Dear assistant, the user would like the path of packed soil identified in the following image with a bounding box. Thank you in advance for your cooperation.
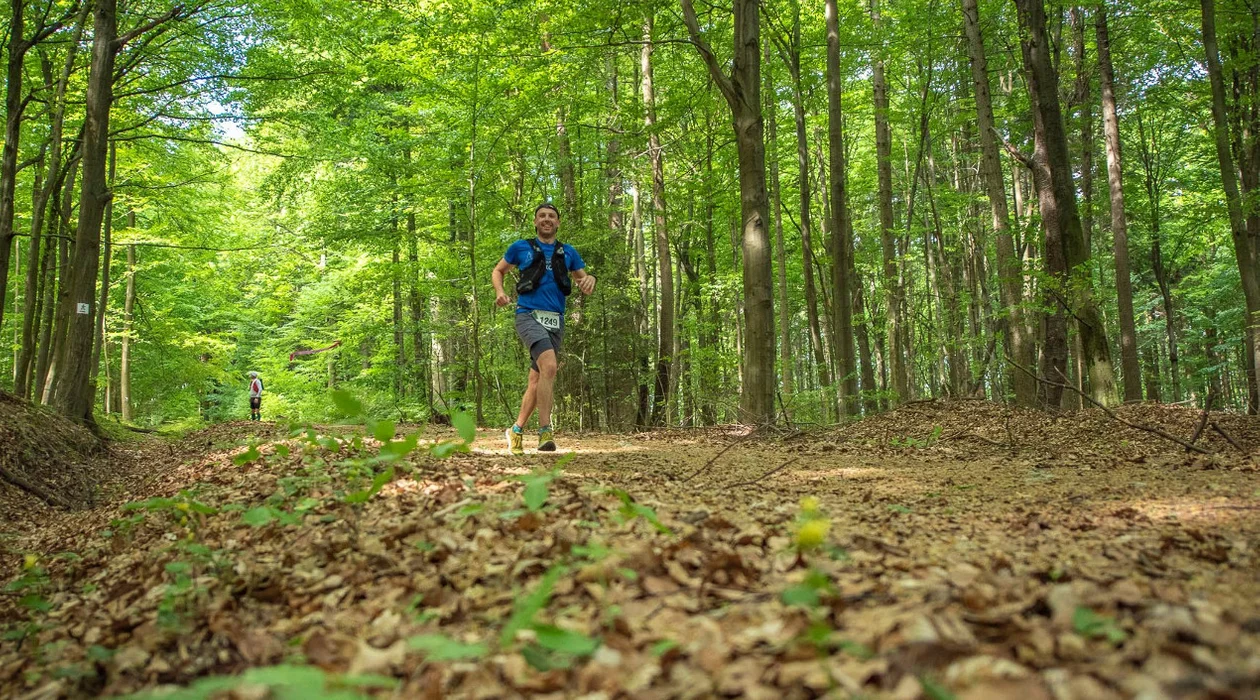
[2,402,1259,699]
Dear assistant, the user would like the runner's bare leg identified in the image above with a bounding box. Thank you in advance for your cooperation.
[516,369,540,428]
[536,350,558,427]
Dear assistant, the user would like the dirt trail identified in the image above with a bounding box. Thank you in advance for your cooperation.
[1,405,1259,698]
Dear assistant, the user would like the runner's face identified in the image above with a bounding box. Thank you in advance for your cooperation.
[534,208,559,239]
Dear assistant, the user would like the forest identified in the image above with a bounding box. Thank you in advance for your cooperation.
[0,0,1256,430]
[2,0,1260,698]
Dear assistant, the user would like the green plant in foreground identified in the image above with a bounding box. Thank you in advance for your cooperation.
[1072,606,1128,645]
[126,664,397,700]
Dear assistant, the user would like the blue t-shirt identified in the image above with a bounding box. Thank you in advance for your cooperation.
[503,239,586,314]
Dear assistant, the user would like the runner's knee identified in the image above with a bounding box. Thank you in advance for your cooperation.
[537,351,558,378]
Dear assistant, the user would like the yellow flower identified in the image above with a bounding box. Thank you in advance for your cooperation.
[800,496,821,515]
[176,502,190,512]
[796,518,830,551]
[22,554,37,570]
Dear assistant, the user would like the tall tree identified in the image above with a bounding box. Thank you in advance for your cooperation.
[1095,1,1141,402]
[680,0,775,424]
[1015,0,1117,407]
[50,0,189,423]
[825,0,858,415]
[0,0,72,336]
[765,38,792,399]
[643,13,674,427]
[1201,0,1260,414]
[871,0,911,405]
[768,0,829,406]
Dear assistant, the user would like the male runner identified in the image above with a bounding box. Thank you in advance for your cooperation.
[247,371,264,421]
[491,203,596,454]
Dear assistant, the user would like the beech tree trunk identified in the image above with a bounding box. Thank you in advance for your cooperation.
[1016,0,1117,408]
[52,0,119,417]
[681,0,775,424]
[121,241,134,421]
[765,38,792,398]
[1201,0,1260,414]
[0,0,29,337]
[1096,2,1142,402]
[826,0,858,416]
[16,11,87,398]
[643,15,674,427]
[774,5,830,405]
[873,0,911,405]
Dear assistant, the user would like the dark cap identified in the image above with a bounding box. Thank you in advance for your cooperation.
[534,202,560,218]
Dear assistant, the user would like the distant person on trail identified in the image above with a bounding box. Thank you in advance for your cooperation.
[492,202,596,454]
[248,372,264,421]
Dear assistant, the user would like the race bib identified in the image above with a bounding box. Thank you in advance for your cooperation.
[532,310,562,331]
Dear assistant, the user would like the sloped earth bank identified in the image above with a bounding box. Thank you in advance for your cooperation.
[1,404,1258,699]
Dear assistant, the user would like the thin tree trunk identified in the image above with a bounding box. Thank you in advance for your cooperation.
[1096,1,1142,402]
[854,274,877,412]
[1142,330,1161,403]
[643,15,674,427]
[120,240,134,421]
[697,83,719,425]
[681,0,776,424]
[1201,0,1260,413]
[825,0,858,417]
[407,212,427,412]
[1072,7,1094,409]
[392,227,404,399]
[633,186,650,428]
[774,4,830,406]
[766,37,792,398]
[15,146,45,398]
[873,0,911,406]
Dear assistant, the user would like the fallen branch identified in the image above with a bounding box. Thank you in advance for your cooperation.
[1210,422,1248,455]
[680,427,760,483]
[726,457,800,489]
[1189,389,1215,450]
[0,466,71,509]
[1003,356,1211,455]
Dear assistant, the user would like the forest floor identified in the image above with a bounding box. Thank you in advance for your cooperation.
[1,399,1259,699]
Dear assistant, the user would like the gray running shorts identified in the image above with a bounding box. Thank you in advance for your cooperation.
[515,311,563,372]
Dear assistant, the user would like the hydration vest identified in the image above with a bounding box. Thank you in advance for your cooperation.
[515,238,572,297]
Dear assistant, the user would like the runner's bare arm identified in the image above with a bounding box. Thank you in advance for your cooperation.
[492,258,514,307]
[573,268,596,295]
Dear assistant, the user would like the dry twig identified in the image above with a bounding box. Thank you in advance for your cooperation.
[1210,422,1248,455]
[1188,389,1215,449]
[680,426,760,482]
[726,457,800,489]
[1003,357,1211,455]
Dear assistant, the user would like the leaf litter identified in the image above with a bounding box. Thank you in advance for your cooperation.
[0,400,1258,698]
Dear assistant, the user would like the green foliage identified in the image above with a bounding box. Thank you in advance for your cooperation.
[1072,607,1129,645]
[919,675,958,700]
[406,634,488,661]
[514,466,561,513]
[890,426,943,449]
[126,664,397,700]
[608,489,672,535]
[781,568,836,609]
